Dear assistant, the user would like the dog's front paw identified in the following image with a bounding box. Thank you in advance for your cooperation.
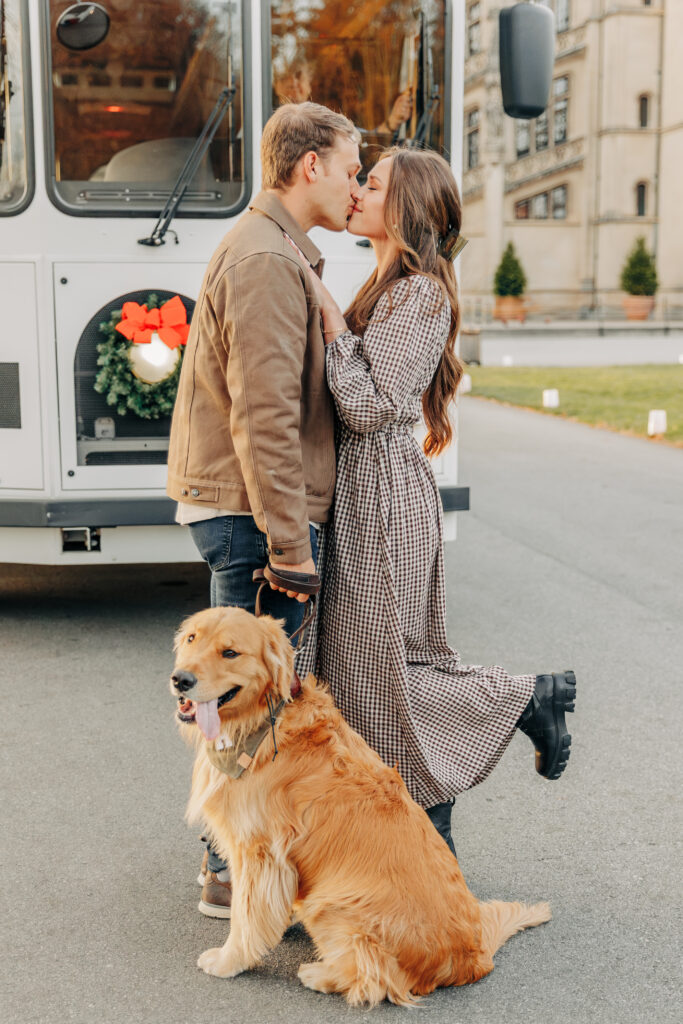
[197,947,243,978]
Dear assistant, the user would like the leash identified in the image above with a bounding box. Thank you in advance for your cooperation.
[252,564,320,653]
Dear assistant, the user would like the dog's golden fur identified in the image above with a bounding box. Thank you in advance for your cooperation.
[172,606,550,1006]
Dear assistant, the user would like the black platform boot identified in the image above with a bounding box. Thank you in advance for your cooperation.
[517,671,576,780]
[425,800,457,858]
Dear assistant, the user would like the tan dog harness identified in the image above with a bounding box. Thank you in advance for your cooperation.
[205,673,303,779]
[205,697,287,778]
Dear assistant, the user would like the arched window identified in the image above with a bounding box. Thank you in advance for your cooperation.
[639,95,649,129]
[636,183,647,217]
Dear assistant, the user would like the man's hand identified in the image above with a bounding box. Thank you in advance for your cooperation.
[268,557,317,602]
[388,88,413,132]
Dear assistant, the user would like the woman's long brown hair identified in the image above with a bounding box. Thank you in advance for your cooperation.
[345,148,463,457]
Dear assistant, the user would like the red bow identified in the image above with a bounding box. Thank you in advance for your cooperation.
[115,295,190,349]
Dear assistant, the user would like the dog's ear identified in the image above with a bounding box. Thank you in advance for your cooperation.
[259,616,295,701]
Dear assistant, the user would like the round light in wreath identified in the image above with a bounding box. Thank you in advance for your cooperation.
[128,331,181,384]
[94,293,190,421]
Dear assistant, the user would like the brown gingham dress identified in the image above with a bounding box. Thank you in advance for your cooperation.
[296,275,535,809]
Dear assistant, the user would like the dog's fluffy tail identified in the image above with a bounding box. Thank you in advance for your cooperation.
[478,899,551,957]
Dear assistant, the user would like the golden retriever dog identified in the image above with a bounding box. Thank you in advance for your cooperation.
[171,606,550,1007]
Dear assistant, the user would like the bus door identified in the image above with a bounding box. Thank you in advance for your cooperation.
[1,0,42,491]
[45,0,247,493]
[266,0,468,536]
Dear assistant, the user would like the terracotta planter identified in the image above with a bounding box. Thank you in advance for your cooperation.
[622,295,655,321]
[493,295,526,324]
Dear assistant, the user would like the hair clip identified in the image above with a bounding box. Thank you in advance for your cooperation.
[437,227,468,262]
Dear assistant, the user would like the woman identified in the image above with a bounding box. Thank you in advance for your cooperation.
[295,148,576,853]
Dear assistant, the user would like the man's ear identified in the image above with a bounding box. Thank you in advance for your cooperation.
[260,616,295,701]
[301,149,319,183]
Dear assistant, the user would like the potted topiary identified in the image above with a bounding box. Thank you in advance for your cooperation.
[620,237,658,321]
[493,242,527,323]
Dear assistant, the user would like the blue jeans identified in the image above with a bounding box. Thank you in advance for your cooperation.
[189,514,319,874]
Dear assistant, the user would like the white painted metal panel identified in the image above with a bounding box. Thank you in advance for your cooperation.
[0,262,43,489]
[0,524,201,564]
[53,261,207,491]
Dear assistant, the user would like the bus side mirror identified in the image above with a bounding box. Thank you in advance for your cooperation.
[499,3,555,119]
[56,3,110,52]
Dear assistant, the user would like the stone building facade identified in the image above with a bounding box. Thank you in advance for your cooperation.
[461,0,682,320]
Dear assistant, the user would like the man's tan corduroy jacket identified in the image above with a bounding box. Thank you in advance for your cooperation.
[167,192,335,564]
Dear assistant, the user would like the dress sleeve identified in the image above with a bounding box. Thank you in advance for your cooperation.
[325,276,449,434]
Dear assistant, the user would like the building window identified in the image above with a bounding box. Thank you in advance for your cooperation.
[535,110,549,151]
[514,76,569,161]
[539,1,570,32]
[531,192,549,219]
[639,95,649,128]
[556,0,570,32]
[636,182,647,217]
[516,120,530,159]
[552,185,567,219]
[553,76,569,144]
[466,109,480,170]
[515,184,568,220]
[467,3,481,57]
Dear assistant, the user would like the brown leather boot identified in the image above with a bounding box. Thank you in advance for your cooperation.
[197,847,209,886]
[198,871,232,919]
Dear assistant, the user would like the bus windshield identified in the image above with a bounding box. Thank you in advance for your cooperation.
[268,0,449,177]
[0,0,31,214]
[47,0,246,215]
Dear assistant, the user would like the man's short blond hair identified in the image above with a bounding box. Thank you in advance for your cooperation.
[261,102,360,190]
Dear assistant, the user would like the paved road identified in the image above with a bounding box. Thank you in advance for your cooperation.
[2,399,681,1024]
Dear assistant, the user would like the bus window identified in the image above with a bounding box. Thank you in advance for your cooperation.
[0,0,32,214]
[267,0,449,178]
[46,0,247,215]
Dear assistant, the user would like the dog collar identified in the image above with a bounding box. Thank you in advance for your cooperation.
[205,672,302,779]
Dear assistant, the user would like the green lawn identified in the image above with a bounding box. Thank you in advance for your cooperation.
[466,364,683,445]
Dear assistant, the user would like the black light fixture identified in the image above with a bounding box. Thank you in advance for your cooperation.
[499,3,555,119]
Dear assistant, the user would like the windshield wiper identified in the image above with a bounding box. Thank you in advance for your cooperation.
[138,84,235,247]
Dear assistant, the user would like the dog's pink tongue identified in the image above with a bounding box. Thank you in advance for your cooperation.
[195,699,220,741]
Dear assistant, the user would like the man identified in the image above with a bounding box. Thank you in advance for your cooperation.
[167,102,361,917]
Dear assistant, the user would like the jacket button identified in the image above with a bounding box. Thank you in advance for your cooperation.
[191,488,200,497]
[273,548,284,555]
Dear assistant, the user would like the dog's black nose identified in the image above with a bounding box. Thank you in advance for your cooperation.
[171,669,197,692]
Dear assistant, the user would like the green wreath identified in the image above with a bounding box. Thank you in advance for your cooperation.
[94,293,186,420]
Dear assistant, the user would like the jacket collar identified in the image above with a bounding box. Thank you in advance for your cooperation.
[249,191,324,273]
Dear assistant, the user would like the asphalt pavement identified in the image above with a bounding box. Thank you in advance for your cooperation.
[1,398,681,1024]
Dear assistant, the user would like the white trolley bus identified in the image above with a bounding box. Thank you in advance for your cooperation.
[1,1,546,565]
